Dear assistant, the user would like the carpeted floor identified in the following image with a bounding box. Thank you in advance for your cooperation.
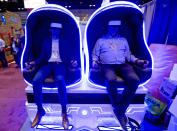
[0,63,28,131]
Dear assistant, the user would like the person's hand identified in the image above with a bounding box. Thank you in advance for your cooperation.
[29,61,36,65]
[25,61,36,70]
[71,60,78,68]
[92,61,99,69]
[135,59,149,68]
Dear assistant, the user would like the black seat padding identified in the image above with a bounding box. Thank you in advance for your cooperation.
[26,91,146,104]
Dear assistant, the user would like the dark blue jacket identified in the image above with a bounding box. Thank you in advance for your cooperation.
[35,37,75,66]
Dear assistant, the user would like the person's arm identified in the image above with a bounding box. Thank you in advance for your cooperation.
[92,39,101,62]
[124,38,149,68]
[34,42,46,65]
[25,51,44,70]
[135,59,149,68]
[63,39,79,67]
[27,39,46,66]
[124,38,138,63]
[92,39,101,68]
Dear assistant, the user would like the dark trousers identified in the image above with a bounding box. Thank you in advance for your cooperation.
[13,53,18,65]
[102,63,140,116]
[32,63,67,114]
[0,50,8,67]
[16,50,22,67]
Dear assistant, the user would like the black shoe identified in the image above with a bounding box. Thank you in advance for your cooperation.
[62,113,69,130]
[113,109,129,131]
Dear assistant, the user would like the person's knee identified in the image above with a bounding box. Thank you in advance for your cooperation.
[55,75,65,82]
[32,73,44,85]
[105,73,117,81]
[127,75,140,86]
[133,77,140,84]
[106,79,117,88]
[55,76,66,87]
[32,77,38,85]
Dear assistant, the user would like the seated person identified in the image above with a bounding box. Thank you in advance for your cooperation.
[92,20,149,131]
[27,22,78,129]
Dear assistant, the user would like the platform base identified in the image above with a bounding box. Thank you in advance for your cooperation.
[25,102,146,130]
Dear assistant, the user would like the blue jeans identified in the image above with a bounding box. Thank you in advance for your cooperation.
[102,63,140,116]
[32,63,67,113]
[0,50,8,67]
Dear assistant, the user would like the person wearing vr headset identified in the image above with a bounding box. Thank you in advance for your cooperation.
[92,20,149,131]
[27,22,78,129]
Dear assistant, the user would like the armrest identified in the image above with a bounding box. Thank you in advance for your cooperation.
[132,64,152,82]
[23,65,39,83]
[90,68,101,72]
[68,67,81,72]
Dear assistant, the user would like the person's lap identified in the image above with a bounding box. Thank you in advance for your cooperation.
[33,63,66,82]
[102,63,140,110]
[115,63,140,83]
[102,63,139,82]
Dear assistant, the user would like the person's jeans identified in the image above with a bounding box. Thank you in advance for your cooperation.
[0,50,8,67]
[102,63,140,116]
[32,63,67,114]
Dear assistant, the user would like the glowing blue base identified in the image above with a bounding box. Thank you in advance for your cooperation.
[26,103,146,130]
[25,81,147,130]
